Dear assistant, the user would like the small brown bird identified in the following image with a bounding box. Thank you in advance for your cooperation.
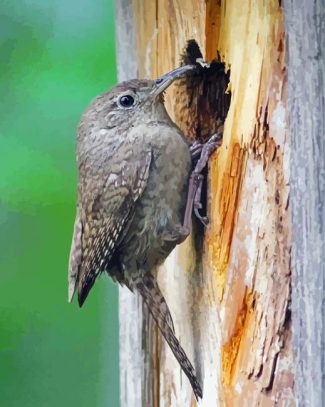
[68,64,221,399]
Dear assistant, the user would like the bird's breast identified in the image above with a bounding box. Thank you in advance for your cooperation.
[121,124,191,265]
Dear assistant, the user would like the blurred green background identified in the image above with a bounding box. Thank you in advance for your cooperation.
[0,1,119,406]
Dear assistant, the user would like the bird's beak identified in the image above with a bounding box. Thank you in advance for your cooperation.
[151,65,196,97]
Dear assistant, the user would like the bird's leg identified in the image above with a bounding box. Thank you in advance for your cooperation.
[178,133,222,241]
[192,133,223,225]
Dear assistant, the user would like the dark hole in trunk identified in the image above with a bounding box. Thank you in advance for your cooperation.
[176,39,232,238]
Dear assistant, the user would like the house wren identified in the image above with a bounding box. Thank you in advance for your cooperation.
[68,64,221,399]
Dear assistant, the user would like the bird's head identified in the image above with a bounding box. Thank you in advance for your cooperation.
[79,64,196,132]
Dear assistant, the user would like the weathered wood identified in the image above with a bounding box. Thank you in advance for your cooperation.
[115,2,151,406]
[114,0,325,405]
[284,1,325,406]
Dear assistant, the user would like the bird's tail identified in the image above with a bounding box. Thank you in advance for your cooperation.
[135,275,202,400]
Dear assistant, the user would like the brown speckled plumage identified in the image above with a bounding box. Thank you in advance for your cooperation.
[68,67,204,399]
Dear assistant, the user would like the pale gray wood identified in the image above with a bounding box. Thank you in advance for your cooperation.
[115,0,137,81]
[115,2,154,407]
[284,1,325,405]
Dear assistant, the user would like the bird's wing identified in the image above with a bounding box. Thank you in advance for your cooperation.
[68,135,152,306]
[68,211,83,302]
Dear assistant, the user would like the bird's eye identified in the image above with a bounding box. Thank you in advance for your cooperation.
[118,94,135,108]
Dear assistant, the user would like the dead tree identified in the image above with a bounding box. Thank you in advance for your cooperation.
[116,0,324,405]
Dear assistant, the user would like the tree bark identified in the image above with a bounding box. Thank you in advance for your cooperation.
[284,1,325,406]
[116,0,324,405]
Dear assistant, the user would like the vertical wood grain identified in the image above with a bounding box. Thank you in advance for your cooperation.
[284,1,325,405]
[116,0,302,405]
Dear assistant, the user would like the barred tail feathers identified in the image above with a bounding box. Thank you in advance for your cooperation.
[135,276,202,400]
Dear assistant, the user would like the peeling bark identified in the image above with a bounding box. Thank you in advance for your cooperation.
[115,0,323,405]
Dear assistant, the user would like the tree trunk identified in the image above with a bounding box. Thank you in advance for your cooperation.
[284,1,325,406]
[116,0,324,405]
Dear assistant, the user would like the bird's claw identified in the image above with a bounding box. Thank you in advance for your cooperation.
[192,132,222,226]
[190,133,222,163]
[208,132,222,143]
[194,132,222,174]
[194,207,209,226]
[183,133,222,232]
[190,141,204,160]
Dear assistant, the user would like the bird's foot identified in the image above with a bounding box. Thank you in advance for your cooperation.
[183,133,223,229]
[193,133,222,173]
[190,141,204,160]
[192,132,222,225]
